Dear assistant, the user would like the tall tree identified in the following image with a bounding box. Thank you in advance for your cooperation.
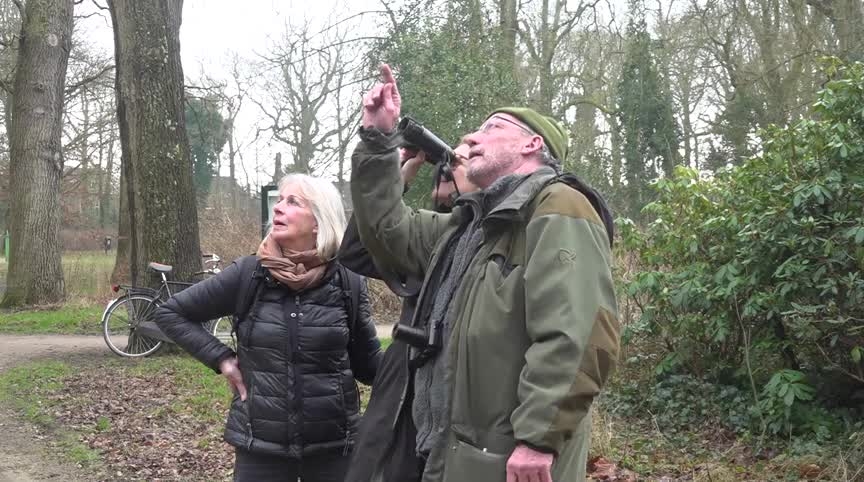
[806,0,864,61]
[380,0,523,207]
[0,0,22,233]
[518,0,600,115]
[185,94,227,198]
[497,0,519,76]
[616,0,681,218]
[188,54,251,208]
[0,0,20,134]
[692,0,834,163]
[254,17,364,175]
[108,0,201,285]
[1,0,73,307]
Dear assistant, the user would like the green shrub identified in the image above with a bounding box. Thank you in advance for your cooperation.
[620,58,864,437]
[608,374,753,434]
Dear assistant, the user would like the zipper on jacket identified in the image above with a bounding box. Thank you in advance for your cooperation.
[245,377,254,450]
[337,380,351,456]
[392,348,411,431]
[291,293,304,453]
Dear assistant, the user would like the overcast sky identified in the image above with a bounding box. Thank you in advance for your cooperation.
[77,0,387,187]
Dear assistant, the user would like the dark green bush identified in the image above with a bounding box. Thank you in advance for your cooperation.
[619,58,864,437]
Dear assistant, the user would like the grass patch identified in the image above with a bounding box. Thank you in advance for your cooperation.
[59,433,101,467]
[62,251,115,300]
[0,250,114,335]
[124,354,232,424]
[0,360,73,423]
[0,250,115,302]
[0,303,104,335]
[0,360,101,468]
[0,338,395,479]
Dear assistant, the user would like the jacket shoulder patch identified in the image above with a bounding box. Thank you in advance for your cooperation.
[532,183,603,226]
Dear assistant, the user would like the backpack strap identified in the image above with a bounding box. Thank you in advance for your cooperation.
[231,257,266,339]
[339,264,363,333]
[337,264,364,346]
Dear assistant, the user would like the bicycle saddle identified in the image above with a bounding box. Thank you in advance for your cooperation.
[148,262,173,273]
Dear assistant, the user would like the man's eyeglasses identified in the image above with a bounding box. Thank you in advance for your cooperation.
[478,115,536,136]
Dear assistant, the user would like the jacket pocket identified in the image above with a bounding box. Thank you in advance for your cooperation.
[443,439,507,482]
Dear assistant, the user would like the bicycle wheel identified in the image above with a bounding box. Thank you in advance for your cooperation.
[207,316,235,349]
[102,294,164,357]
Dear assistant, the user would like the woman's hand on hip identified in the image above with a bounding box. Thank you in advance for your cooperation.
[219,356,248,401]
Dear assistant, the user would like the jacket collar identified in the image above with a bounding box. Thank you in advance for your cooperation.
[458,166,557,224]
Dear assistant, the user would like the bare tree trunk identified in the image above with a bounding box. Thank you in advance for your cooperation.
[807,0,864,61]
[227,132,236,208]
[75,85,90,217]
[1,93,11,225]
[111,151,131,284]
[99,128,115,229]
[97,113,104,224]
[2,0,73,307]
[498,0,518,75]
[608,113,623,189]
[2,94,10,142]
[108,0,201,286]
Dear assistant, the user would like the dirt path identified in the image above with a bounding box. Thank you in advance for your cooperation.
[0,335,109,482]
[0,326,394,481]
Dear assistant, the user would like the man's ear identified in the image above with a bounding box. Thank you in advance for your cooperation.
[520,135,544,156]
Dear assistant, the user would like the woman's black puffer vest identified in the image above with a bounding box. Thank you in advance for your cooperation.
[156,255,381,459]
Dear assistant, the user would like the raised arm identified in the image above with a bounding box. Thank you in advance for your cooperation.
[350,64,453,280]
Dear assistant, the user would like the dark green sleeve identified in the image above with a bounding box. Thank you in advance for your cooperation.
[350,127,453,280]
[511,186,621,453]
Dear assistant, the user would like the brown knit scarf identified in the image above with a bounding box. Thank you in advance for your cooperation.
[256,234,327,291]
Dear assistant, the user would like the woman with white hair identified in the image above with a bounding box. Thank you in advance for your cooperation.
[156,173,382,482]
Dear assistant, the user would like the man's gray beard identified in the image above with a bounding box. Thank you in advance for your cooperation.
[467,155,515,188]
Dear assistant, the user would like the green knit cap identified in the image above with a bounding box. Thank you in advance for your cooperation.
[490,107,570,161]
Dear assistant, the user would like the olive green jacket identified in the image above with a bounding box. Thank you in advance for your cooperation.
[351,128,620,482]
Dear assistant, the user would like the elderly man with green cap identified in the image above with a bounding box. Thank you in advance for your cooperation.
[349,64,620,482]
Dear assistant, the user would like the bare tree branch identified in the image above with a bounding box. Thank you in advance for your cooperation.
[64,63,114,97]
[11,0,23,18]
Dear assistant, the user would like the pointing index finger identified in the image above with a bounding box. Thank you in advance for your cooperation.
[380,63,396,84]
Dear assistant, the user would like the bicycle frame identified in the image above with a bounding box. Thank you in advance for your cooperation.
[102,255,225,351]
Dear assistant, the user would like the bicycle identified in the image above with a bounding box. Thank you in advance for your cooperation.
[101,254,233,357]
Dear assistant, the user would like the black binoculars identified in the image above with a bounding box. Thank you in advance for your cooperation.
[399,116,455,164]
[392,320,441,367]
[399,117,455,183]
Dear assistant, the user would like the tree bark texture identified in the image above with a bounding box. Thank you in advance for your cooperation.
[108,0,201,286]
[110,151,131,284]
[2,0,73,307]
[498,0,518,76]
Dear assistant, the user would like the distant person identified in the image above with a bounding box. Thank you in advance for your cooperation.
[155,173,382,482]
[104,236,112,254]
